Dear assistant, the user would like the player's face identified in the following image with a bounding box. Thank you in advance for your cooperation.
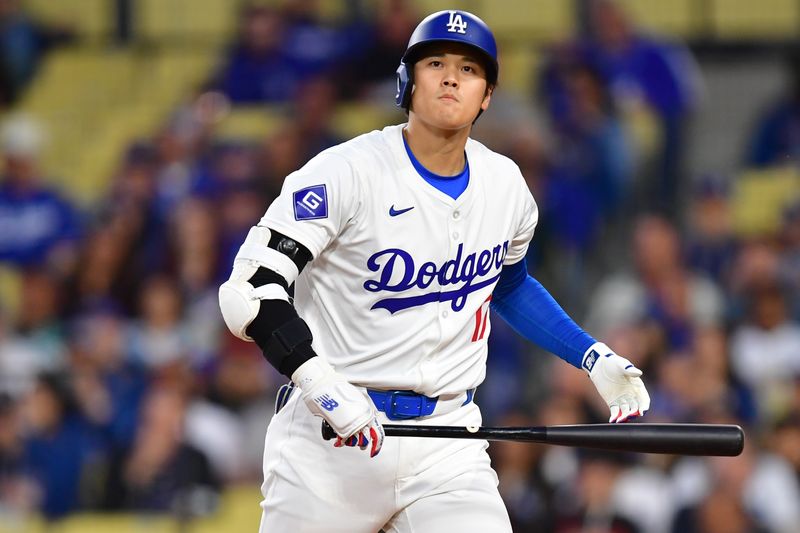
[409,43,492,131]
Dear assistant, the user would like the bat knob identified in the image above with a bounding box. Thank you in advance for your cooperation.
[321,421,337,441]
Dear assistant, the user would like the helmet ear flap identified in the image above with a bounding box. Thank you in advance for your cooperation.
[395,62,413,111]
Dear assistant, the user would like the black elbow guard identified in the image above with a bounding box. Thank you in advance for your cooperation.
[245,268,316,378]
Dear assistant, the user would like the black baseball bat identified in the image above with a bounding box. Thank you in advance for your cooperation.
[321,422,744,456]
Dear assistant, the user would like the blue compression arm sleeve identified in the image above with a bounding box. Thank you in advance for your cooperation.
[491,259,595,368]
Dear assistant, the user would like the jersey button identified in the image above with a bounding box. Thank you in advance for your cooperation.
[452,232,459,240]
[453,210,460,219]
[442,310,449,318]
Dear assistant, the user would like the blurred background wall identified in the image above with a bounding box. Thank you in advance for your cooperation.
[1,0,800,532]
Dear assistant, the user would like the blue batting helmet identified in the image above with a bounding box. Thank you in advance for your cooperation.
[395,10,498,110]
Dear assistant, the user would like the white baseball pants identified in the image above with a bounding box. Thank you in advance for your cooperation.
[258,390,512,532]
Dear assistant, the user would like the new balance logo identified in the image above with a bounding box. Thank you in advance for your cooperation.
[315,394,339,412]
[582,351,598,372]
[446,11,468,34]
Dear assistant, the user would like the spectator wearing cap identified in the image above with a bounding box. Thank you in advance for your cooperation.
[0,114,82,274]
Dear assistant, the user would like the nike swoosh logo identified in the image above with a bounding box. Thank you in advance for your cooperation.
[389,205,414,217]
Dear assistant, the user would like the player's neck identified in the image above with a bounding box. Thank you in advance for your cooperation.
[403,121,469,176]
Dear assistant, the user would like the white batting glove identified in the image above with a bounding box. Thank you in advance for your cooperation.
[582,342,650,423]
[292,357,385,457]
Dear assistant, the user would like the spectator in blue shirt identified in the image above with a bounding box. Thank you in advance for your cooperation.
[0,115,81,273]
[746,48,800,167]
[580,0,702,218]
[21,373,108,519]
[0,1,74,106]
[211,5,304,104]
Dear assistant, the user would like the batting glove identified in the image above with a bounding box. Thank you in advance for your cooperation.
[582,342,650,423]
[292,357,384,457]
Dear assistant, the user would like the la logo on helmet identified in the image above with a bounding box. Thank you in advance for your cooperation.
[446,11,468,34]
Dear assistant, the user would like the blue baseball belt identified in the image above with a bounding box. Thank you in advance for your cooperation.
[366,388,475,421]
[274,383,475,421]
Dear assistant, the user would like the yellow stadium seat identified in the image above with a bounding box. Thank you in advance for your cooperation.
[215,105,287,141]
[16,43,224,204]
[615,0,699,38]
[498,44,539,96]
[0,485,263,533]
[732,166,800,238]
[479,0,574,42]
[710,0,800,40]
[332,102,404,139]
[0,266,21,321]
[23,0,113,42]
[411,0,481,16]
[137,0,238,43]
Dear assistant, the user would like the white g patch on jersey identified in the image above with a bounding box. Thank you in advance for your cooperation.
[260,124,538,397]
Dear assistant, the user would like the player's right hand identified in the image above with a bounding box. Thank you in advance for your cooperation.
[292,356,384,457]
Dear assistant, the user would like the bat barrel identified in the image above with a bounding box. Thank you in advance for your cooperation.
[544,424,744,456]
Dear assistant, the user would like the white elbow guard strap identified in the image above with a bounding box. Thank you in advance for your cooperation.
[235,226,303,285]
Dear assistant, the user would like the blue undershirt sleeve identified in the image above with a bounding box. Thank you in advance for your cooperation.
[491,259,595,368]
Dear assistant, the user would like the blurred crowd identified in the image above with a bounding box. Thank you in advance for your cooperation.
[1,1,800,532]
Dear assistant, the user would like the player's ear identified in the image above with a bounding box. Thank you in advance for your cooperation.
[481,84,493,111]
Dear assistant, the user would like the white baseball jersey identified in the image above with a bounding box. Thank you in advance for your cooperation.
[259,124,538,397]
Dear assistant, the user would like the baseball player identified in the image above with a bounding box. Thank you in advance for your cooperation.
[219,10,650,533]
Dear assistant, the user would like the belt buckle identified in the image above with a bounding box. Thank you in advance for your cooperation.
[386,390,423,421]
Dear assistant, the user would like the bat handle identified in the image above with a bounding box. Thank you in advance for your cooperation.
[321,420,337,441]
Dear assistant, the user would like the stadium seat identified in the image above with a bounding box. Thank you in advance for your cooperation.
[23,0,113,42]
[16,45,222,204]
[332,103,404,139]
[215,105,288,141]
[710,0,800,40]
[412,0,482,17]
[14,485,263,532]
[136,0,238,44]
[732,166,800,237]
[615,0,700,38]
[498,44,540,97]
[479,0,574,42]
[0,266,21,320]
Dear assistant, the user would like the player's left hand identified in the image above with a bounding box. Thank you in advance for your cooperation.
[582,342,650,423]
